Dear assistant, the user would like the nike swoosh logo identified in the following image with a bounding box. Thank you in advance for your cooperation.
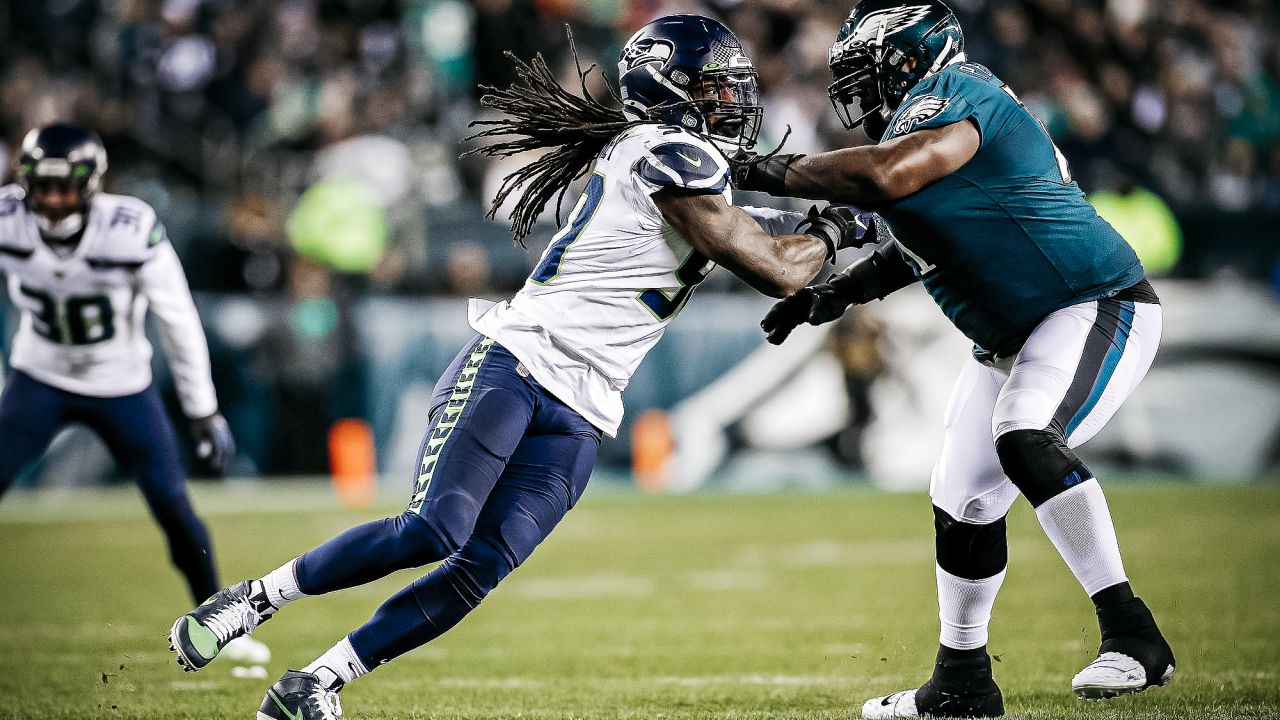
[675,151,703,167]
[268,690,304,720]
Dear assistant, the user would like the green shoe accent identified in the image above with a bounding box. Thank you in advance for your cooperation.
[268,689,304,720]
[184,617,220,661]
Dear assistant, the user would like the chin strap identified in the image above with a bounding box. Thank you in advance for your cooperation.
[845,102,884,131]
[36,212,85,241]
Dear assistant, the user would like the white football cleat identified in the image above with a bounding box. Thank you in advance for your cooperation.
[862,690,920,719]
[223,635,273,666]
[1072,651,1174,700]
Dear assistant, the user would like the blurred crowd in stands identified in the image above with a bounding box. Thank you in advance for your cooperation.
[0,0,1277,297]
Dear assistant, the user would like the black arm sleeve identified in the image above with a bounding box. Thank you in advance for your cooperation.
[828,241,919,304]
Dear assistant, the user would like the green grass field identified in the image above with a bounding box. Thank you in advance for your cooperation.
[0,481,1277,719]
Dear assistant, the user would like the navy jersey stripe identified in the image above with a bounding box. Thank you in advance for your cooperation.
[0,245,33,259]
[1050,298,1134,437]
[86,258,146,271]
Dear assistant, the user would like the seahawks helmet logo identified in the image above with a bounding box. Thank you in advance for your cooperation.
[893,95,950,135]
[621,36,674,70]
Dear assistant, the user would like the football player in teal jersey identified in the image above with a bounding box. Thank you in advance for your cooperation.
[734,2,1174,717]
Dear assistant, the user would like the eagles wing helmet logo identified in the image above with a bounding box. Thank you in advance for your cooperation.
[893,95,950,135]
[848,5,934,45]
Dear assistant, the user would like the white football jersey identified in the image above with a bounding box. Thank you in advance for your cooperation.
[470,124,802,437]
[0,185,218,418]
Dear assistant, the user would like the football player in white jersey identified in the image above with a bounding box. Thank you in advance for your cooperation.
[0,123,267,666]
[168,15,875,719]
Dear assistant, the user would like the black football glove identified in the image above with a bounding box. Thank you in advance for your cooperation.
[795,205,879,261]
[729,152,805,195]
[760,274,862,345]
[190,412,235,475]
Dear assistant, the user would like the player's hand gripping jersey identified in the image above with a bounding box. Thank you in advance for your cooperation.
[877,62,1145,357]
[470,124,736,437]
[0,186,217,418]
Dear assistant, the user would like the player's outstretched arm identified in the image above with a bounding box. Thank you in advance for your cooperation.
[654,190,829,298]
[735,119,980,203]
[140,237,235,473]
[761,241,917,345]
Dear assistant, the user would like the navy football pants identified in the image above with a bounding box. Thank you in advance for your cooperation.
[0,371,218,602]
[293,336,601,668]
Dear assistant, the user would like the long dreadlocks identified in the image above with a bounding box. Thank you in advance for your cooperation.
[464,29,645,247]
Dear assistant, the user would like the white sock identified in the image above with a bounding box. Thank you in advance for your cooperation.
[1035,481,1128,597]
[255,558,309,612]
[937,564,1006,650]
[303,636,369,690]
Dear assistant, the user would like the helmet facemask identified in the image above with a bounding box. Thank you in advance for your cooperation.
[693,64,762,151]
[18,125,107,242]
[23,164,95,241]
[827,44,884,133]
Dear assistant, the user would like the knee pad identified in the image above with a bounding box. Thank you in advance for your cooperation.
[933,505,1008,580]
[994,429,1093,507]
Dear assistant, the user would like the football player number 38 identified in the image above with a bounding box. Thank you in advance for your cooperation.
[20,285,115,345]
[529,172,711,321]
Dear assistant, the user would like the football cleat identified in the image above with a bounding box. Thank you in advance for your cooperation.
[1078,596,1176,700]
[1072,650,1175,700]
[862,689,919,719]
[863,645,1004,718]
[258,670,343,720]
[169,580,272,671]
[861,686,1005,719]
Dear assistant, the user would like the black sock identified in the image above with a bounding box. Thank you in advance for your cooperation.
[915,644,1003,717]
[1090,581,1135,610]
[1092,583,1161,642]
[927,644,996,691]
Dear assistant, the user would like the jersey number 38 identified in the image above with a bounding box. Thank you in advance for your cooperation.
[20,285,116,345]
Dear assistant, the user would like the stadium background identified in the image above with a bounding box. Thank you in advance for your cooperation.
[1,0,1278,485]
[0,2,1278,718]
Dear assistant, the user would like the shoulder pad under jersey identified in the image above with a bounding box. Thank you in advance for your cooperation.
[625,124,731,195]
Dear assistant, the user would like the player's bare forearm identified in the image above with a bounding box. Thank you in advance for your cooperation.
[654,191,826,298]
[783,120,980,203]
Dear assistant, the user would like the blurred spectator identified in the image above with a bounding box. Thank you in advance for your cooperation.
[258,254,367,474]
[445,240,494,296]
[2,0,1275,267]
[286,177,387,274]
[826,306,886,471]
[1089,172,1183,276]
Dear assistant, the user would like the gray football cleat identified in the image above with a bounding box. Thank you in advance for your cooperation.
[257,670,343,720]
[169,580,272,671]
[1072,650,1175,700]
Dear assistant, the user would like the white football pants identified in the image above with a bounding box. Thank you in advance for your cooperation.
[929,298,1163,523]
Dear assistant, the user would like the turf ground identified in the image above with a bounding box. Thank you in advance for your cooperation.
[0,481,1277,719]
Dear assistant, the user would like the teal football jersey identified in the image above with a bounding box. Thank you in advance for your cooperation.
[876,62,1144,356]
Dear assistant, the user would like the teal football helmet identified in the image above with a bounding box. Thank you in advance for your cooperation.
[827,1,964,134]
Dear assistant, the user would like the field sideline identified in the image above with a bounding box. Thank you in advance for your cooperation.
[0,481,1277,719]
